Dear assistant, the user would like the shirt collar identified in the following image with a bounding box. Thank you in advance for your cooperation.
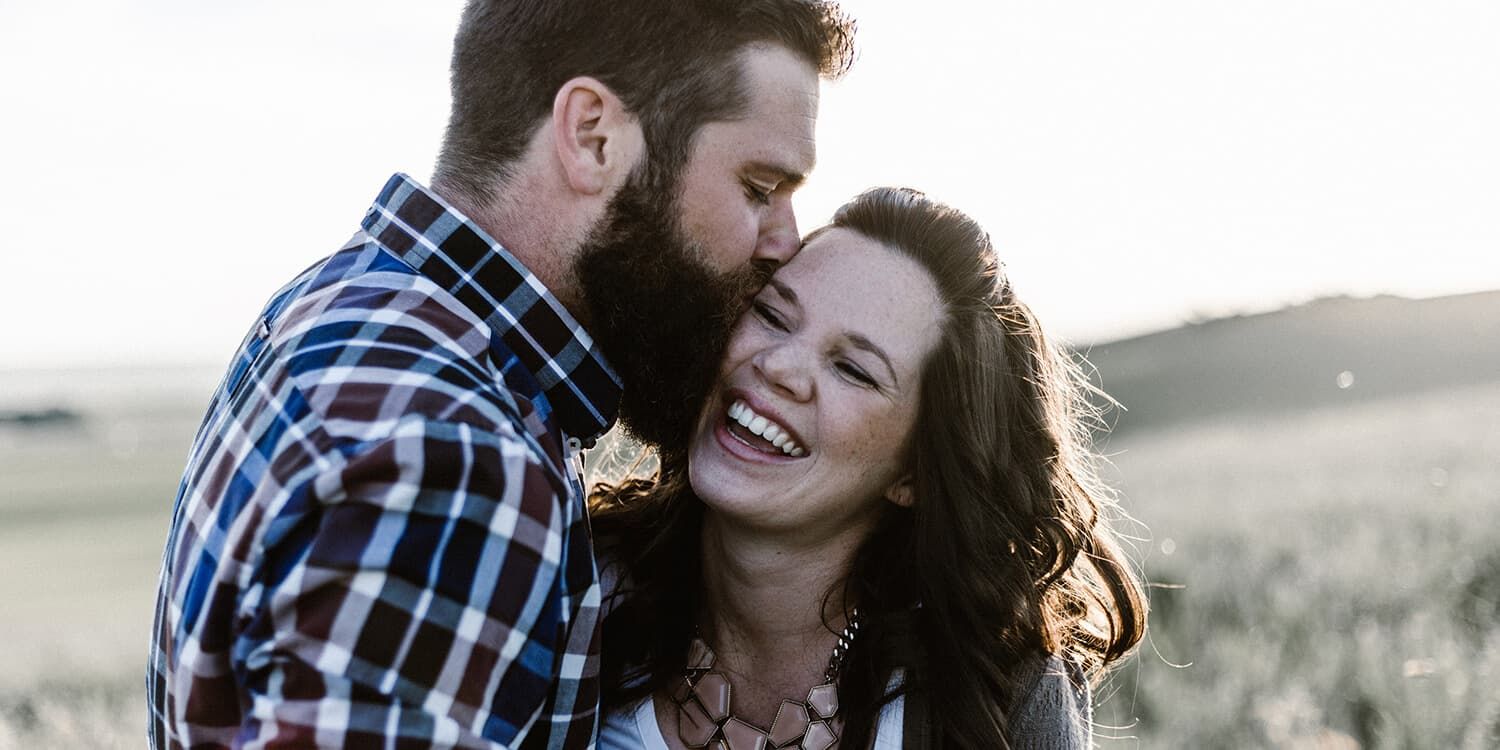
[361,173,621,446]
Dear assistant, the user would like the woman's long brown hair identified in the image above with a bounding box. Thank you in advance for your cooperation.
[591,187,1147,748]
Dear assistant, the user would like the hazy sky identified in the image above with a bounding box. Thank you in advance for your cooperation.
[3,0,1497,369]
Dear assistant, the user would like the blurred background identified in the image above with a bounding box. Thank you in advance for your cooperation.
[2,1,1496,747]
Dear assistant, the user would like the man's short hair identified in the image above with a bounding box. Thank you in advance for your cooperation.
[435,0,855,204]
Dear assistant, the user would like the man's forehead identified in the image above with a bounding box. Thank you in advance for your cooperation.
[735,45,820,169]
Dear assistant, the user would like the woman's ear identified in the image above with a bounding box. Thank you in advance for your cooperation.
[550,76,643,196]
[884,475,916,508]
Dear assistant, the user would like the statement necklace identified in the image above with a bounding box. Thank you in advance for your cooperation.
[673,611,862,750]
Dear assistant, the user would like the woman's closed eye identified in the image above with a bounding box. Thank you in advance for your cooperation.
[752,300,789,331]
[836,360,878,388]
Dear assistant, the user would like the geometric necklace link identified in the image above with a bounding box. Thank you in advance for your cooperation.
[673,611,861,750]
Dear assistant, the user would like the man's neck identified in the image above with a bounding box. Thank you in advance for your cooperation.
[430,177,591,326]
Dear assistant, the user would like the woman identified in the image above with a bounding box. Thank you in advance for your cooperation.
[592,188,1146,748]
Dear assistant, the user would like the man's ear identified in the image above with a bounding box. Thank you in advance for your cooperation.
[884,474,916,508]
[551,76,642,197]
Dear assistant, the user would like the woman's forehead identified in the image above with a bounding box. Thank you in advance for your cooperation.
[784,227,883,275]
[778,228,914,290]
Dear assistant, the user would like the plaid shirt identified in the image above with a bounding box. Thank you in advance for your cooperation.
[149,174,621,749]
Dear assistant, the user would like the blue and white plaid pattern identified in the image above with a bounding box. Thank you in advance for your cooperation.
[148,173,621,748]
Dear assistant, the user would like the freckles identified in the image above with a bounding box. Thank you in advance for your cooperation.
[836,406,903,460]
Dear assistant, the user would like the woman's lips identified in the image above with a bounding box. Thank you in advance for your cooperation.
[713,418,801,465]
[720,389,808,457]
[727,418,782,454]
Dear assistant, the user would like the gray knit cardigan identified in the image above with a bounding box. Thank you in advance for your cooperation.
[901,654,1092,749]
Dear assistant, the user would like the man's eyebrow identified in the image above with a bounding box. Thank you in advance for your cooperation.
[747,161,807,189]
[845,332,899,387]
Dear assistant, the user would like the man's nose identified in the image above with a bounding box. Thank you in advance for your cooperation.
[753,197,800,266]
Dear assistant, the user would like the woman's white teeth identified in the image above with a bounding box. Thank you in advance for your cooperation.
[726,399,804,457]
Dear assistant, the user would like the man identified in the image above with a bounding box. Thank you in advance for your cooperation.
[147,2,854,747]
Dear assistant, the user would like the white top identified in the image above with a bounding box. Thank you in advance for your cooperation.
[599,685,905,749]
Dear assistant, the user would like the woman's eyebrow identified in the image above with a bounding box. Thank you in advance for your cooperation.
[767,278,800,306]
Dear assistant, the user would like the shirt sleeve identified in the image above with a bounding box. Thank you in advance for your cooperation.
[234,416,571,748]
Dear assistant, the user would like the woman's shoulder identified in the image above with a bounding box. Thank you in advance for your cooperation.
[1005,653,1092,750]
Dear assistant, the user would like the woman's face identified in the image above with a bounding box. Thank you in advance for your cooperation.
[687,227,946,540]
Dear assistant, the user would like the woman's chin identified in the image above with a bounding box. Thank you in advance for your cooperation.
[687,447,765,522]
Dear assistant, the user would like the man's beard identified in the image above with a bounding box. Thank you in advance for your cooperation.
[573,173,768,456]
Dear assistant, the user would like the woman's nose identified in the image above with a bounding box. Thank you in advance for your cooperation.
[752,341,813,402]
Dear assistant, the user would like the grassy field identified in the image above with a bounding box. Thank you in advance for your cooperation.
[0,367,214,749]
[1,367,1496,747]
[1091,381,1500,748]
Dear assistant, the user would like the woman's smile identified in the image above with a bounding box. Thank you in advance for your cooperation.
[711,387,811,465]
[725,399,806,457]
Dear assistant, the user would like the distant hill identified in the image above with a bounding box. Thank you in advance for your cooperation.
[1078,290,1500,435]
[0,407,82,428]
